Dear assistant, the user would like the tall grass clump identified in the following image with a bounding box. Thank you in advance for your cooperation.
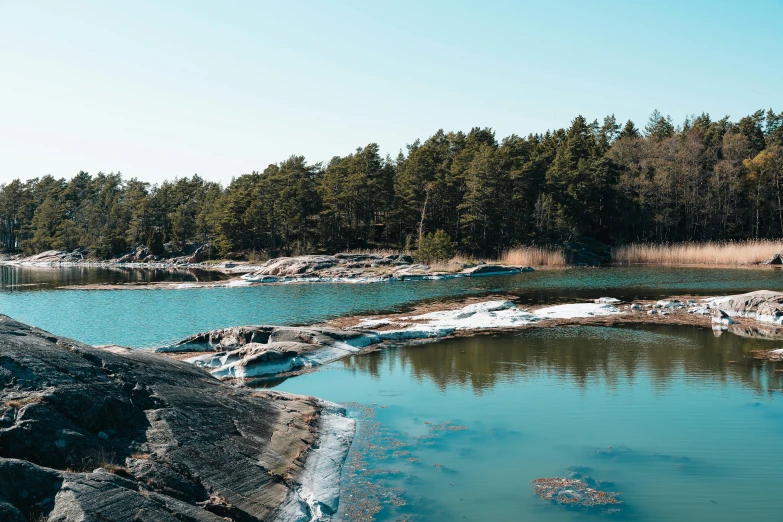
[345,248,408,256]
[500,246,567,267]
[612,240,783,266]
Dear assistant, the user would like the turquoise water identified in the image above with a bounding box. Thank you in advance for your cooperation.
[274,326,783,521]
[1,266,783,347]
[2,268,783,520]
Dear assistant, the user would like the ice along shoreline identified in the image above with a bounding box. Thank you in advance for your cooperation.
[157,290,783,383]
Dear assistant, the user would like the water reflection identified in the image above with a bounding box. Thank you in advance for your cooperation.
[340,325,783,395]
[0,265,227,291]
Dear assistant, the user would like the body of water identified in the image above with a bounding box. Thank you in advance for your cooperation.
[0,266,782,347]
[1,267,782,520]
[0,265,227,291]
[275,325,783,521]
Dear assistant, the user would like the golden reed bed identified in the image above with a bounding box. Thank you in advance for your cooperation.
[612,240,783,266]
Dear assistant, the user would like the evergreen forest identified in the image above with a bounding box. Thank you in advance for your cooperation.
[2,109,783,259]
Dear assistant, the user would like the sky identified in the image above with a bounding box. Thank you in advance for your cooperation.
[1,0,781,186]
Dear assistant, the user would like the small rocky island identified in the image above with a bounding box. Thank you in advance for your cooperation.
[0,315,352,522]
[154,290,783,384]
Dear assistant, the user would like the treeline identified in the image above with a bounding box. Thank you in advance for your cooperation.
[1,109,782,259]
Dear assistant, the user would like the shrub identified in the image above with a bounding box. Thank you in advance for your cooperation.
[415,230,456,263]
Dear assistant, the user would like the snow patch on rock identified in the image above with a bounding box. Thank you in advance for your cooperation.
[276,401,356,522]
[533,303,623,319]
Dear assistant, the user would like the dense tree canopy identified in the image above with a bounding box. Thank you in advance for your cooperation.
[2,108,783,259]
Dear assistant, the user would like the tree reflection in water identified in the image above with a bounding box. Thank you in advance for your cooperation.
[339,325,783,396]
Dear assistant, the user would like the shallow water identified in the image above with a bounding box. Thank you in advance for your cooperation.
[274,325,783,522]
[1,266,783,347]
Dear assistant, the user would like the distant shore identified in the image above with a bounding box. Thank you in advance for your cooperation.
[0,251,530,289]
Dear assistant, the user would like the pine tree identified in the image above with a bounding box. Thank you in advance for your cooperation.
[645,110,674,142]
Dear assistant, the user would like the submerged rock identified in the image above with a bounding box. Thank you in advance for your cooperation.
[0,315,353,521]
[530,477,622,512]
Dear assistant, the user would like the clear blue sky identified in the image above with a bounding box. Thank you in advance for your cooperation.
[1,0,781,185]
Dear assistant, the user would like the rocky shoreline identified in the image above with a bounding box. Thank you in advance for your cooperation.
[153,290,783,383]
[1,251,529,289]
[3,290,783,521]
[0,316,353,522]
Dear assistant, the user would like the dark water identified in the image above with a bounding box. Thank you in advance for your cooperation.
[0,265,227,291]
[275,325,783,522]
[1,266,783,347]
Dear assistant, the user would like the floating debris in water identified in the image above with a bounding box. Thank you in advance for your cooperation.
[530,477,622,510]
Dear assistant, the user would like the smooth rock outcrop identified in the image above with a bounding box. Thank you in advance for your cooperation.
[241,254,413,282]
[708,290,783,324]
[173,301,624,381]
[158,325,375,380]
[239,254,530,283]
[462,264,526,276]
[0,315,352,521]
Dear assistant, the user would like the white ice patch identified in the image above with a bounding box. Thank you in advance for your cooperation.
[175,283,201,289]
[225,279,252,287]
[533,303,623,319]
[193,339,374,380]
[350,300,624,340]
[397,300,538,331]
[275,401,356,522]
[352,318,393,330]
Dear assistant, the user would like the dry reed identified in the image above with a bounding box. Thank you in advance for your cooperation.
[345,248,410,256]
[500,246,567,267]
[612,240,783,266]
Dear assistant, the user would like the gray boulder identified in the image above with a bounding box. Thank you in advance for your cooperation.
[160,325,376,380]
[709,290,783,324]
[763,253,783,265]
[463,264,525,276]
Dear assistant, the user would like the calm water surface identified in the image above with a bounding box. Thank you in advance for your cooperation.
[1,268,782,520]
[274,325,783,522]
[0,266,782,347]
[0,265,227,291]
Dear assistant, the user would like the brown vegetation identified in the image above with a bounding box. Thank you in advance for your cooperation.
[500,246,567,267]
[612,240,783,266]
[2,396,42,409]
